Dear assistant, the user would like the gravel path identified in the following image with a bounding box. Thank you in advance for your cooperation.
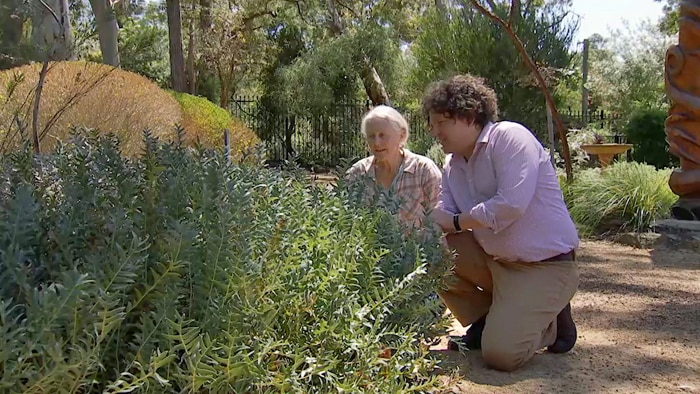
[432,240,700,394]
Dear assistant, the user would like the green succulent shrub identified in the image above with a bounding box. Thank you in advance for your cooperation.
[0,128,452,393]
[623,108,679,169]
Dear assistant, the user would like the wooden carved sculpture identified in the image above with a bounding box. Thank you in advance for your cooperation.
[665,0,700,220]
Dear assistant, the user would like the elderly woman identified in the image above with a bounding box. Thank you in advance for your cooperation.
[346,105,443,231]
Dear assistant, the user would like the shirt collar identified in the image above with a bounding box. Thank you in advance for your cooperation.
[476,121,496,144]
[401,149,419,174]
[368,148,418,178]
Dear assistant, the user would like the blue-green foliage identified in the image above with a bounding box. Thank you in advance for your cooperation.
[0,128,452,393]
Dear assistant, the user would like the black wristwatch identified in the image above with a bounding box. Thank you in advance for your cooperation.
[453,214,462,232]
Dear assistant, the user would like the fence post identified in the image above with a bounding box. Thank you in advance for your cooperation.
[224,128,230,161]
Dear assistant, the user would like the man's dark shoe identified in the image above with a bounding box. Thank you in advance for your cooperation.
[547,302,577,353]
[447,315,486,351]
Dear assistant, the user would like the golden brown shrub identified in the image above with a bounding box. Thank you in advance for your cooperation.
[0,60,182,155]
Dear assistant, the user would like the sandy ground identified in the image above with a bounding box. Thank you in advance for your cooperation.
[431,240,700,394]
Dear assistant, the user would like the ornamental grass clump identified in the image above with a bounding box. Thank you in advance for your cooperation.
[562,161,676,235]
[0,128,453,393]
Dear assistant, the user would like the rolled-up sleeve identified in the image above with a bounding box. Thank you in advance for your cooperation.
[435,163,459,215]
[469,128,540,234]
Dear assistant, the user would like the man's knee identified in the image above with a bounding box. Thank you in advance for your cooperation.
[481,325,534,372]
[481,342,529,372]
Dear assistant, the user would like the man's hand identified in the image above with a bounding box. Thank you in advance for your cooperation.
[429,209,458,233]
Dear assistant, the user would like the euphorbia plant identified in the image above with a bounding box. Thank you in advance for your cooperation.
[0,128,453,393]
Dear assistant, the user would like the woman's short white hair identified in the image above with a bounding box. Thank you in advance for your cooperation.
[360,105,410,148]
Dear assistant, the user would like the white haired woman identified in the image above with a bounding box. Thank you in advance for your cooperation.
[346,105,443,232]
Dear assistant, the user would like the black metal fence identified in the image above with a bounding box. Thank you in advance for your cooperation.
[230,97,624,168]
[561,107,623,134]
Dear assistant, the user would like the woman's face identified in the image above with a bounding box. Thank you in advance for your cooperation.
[364,117,405,161]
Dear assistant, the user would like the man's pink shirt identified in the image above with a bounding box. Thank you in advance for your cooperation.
[436,121,579,262]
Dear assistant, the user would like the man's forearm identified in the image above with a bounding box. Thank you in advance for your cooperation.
[430,209,486,234]
[457,211,485,231]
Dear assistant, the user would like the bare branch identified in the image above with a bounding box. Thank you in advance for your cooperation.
[435,0,446,12]
[248,22,271,32]
[39,64,116,141]
[37,0,61,26]
[242,9,276,30]
[282,0,312,24]
[465,0,573,181]
[336,0,360,19]
[31,60,49,154]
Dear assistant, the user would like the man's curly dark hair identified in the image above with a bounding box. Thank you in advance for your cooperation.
[421,74,499,129]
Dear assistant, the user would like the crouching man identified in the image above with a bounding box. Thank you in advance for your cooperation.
[424,74,580,372]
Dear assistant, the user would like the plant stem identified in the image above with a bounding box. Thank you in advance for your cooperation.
[32,60,49,155]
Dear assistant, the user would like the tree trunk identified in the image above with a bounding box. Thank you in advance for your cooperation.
[32,0,75,61]
[326,0,389,106]
[218,64,231,109]
[166,0,187,92]
[359,55,390,105]
[89,0,120,66]
[199,0,211,31]
[186,7,196,94]
[219,79,230,109]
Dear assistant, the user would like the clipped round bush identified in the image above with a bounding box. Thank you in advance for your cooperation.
[562,161,676,235]
[170,91,260,159]
[0,61,259,159]
[624,108,679,169]
[0,60,182,155]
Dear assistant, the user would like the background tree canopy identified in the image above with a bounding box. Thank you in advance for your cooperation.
[0,0,678,167]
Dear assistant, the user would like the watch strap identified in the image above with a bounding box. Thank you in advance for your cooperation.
[453,214,462,232]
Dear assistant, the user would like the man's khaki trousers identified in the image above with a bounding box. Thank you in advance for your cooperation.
[438,231,580,372]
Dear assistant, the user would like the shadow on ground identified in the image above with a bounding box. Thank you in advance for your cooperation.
[430,341,698,394]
